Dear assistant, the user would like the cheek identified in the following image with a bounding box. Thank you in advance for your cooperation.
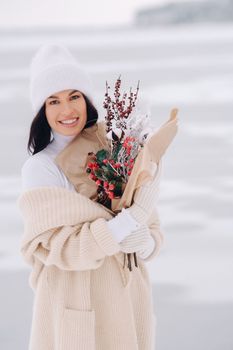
[78,100,87,119]
[45,108,58,125]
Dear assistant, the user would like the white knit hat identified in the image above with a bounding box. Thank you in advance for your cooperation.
[29,44,96,115]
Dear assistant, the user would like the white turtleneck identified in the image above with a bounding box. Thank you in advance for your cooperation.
[21,129,77,192]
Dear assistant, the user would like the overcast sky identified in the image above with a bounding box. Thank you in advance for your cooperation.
[0,0,193,28]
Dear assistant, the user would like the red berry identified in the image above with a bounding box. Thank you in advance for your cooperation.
[109,184,115,190]
[90,174,97,180]
[108,191,114,199]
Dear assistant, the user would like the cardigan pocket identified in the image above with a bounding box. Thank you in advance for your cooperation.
[58,308,95,350]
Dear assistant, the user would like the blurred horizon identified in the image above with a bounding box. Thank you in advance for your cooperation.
[0,0,231,29]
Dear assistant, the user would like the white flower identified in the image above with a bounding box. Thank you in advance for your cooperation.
[106,130,112,140]
[139,126,153,144]
[106,127,122,140]
[112,126,122,139]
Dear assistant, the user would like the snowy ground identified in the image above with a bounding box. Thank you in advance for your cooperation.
[0,23,233,349]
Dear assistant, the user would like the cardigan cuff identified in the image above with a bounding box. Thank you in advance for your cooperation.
[90,218,121,256]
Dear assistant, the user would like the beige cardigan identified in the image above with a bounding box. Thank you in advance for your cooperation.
[17,109,178,350]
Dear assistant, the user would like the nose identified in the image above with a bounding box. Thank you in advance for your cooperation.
[60,101,74,116]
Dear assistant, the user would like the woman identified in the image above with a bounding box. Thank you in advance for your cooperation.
[17,44,165,350]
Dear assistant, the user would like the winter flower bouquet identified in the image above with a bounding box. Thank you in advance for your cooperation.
[85,75,155,270]
[85,75,153,211]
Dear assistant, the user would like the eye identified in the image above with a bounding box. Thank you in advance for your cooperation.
[71,94,80,100]
[49,100,59,105]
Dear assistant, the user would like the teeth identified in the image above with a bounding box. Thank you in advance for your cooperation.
[60,118,78,124]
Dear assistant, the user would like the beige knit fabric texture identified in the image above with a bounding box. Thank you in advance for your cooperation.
[127,159,161,224]
[17,186,163,349]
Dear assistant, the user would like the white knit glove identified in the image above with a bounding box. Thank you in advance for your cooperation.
[125,160,161,225]
[137,234,156,259]
[118,222,156,260]
[106,207,156,259]
[106,207,142,243]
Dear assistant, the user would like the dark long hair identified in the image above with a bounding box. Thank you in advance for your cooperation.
[27,93,99,155]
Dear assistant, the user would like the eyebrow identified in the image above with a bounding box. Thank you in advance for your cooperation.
[47,90,79,99]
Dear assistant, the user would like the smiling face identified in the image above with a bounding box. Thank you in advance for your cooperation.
[45,89,87,136]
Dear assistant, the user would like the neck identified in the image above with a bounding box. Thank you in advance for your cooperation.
[50,129,77,153]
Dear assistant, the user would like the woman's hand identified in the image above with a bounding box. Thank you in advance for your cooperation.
[137,234,156,259]
[119,223,155,256]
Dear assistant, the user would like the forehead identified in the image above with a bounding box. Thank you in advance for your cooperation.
[47,89,80,99]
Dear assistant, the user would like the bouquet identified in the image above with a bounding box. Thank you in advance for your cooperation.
[85,75,154,270]
[86,75,153,208]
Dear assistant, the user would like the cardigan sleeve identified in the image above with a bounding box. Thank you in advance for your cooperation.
[19,203,163,272]
[21,215,162,272]
[20,217,122,272]
[140,206,164,262]
[18,155,122,271]
[18,180,162,272]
